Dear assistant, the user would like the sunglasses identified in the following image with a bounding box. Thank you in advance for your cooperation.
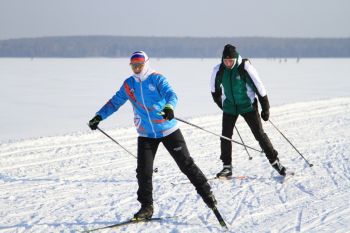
[130,62,145,69]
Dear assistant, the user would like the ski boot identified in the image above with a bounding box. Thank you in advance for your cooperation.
[271,159,286,176]
[133,204,154,220]
[216,165,232,178]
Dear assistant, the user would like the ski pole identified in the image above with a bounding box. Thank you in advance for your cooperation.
[268,120,313,167]
[96,126,137,159]
[235,126,253,160]
[175,117,262,153]
[93,126,159,172]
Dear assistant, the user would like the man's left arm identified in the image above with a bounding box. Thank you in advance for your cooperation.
[157,75,178,120]
[244,61,270,121]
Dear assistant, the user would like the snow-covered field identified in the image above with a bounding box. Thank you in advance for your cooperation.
[1,58,350,142]
[1,97,350,232]
[1,58,350,232]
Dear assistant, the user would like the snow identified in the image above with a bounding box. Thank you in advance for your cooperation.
[1,58,350,232]
[1,58,350,142]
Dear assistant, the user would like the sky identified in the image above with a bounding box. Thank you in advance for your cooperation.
[0,0,350,40]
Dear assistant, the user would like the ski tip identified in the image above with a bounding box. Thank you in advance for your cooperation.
[219,220,228,227]
[221,224,229,231]
[211,207,229,229]
[218,218,229,230]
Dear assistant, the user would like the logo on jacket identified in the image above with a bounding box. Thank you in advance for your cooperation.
[148,84,156,91]
[173,146,182,151]
[153,104,160,111]
[134,115,141,128]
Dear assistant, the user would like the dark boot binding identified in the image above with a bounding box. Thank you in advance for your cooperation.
[133,204,154,220]
[271,159,286,176]
[216,165,232,178]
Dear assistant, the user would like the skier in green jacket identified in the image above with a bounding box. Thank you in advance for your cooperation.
[210,44,287,178]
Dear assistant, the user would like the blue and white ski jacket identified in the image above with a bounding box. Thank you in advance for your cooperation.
[96,70,178,138]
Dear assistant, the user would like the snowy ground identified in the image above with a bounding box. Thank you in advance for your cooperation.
[1,97,350,233]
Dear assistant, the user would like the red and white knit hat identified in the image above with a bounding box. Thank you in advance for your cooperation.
[130,51,149,64]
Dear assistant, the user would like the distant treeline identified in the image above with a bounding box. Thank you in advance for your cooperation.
[0,36,349,58]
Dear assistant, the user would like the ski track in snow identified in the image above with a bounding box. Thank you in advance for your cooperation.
[1,98,350,233]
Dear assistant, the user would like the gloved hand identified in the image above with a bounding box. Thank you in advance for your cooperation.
[162,105,174,120]
[214,98,223,110]
[89,115,102,130]
[259,95,270,121]
[261,110,270,121]
[211,92,223,110]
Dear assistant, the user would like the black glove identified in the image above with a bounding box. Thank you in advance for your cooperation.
[261,110,270,121]
[259,95,270,121]
[89,115,102,130]
[211,92,223,110]
[162,105,174,120]
[214,97,223,110]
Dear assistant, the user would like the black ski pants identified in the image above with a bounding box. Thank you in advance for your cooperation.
[136,129,211,206]
[220,107,278,165]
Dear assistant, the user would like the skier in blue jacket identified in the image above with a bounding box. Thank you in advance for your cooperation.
[89,51,217,220]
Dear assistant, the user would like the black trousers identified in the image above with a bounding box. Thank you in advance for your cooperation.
[136,129,211,205]
[221,107,278,165]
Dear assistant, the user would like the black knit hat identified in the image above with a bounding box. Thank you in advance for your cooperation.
[222,44,238,59]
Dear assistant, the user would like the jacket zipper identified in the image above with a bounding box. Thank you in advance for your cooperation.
[228,69,238,114]
[139,79,156,137]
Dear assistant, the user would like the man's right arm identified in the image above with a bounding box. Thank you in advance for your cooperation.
[96,82,129,120]
[210,64,223,110]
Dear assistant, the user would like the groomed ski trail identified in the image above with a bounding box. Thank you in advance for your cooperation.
[0,97,350,232]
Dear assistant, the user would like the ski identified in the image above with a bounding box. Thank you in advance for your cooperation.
[83,217,171,232]
[212,206,228,230]
[209,175,247,181]
[171,175,247,186]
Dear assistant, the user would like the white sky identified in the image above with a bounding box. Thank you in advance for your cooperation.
[0,0,349,40]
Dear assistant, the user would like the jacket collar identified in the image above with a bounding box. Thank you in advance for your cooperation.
[132,61,155,82]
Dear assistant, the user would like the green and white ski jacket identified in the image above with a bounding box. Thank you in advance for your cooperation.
[210,56,268,115]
